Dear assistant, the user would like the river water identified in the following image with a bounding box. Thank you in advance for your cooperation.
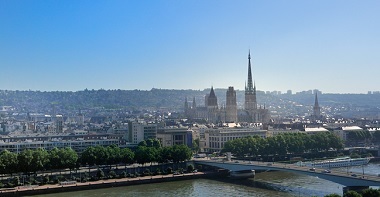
[33,162,380,197]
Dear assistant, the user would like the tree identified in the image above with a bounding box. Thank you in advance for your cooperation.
[171,145,192,163]
[81,146,97,166]
[192,139,200,153]
[324,194,341,197]
[158,147,172,163]
[343,190,362,197]
[138,140,147,147]
[187,164,194,173]
[107,145,122,165]
[0,150,18,175]
[31,148,49,172]
[94,146,109,165]
[17,149,34,174]
[60,148,78,170]
[120,148,135,165]
[134,146,147,165]
[362,188,380,197]
[139,139,161,149]
[48,148,62,170]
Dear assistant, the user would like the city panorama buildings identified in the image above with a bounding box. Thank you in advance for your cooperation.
[184,52,270,124]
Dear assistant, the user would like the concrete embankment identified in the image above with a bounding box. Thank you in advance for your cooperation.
[0,172,215,197]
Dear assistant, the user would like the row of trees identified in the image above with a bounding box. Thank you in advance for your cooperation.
[346,130,380,145]
[0,147,77,175]
[0,141,193,175]
[222,132,344,157]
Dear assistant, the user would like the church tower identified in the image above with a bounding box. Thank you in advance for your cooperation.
[184,97,189,116]
[245,50,257,111]
[192,97,196,109]
[207,86,219,123]
[226,86,237,123]
[313,93,321,121]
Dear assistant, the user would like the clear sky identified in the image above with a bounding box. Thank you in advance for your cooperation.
[1,0,379,94]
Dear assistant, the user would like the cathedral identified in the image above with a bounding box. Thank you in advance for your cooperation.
[184,51,270,124]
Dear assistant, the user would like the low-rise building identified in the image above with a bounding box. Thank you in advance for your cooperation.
[205,127,268,153]
[157,127,192,147]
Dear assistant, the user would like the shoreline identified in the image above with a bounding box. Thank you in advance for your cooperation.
[0,172,214,197]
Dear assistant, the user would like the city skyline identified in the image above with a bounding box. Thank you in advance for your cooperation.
[1,1,379,94]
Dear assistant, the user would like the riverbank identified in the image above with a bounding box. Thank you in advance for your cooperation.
[0,172,214,197]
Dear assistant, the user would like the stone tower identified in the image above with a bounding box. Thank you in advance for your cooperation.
[226,86,237,123]
[207,86,219,123]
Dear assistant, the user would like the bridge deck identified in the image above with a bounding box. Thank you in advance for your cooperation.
[194,158,380,187]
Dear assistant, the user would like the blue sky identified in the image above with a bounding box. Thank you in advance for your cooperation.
[1,0,379,93]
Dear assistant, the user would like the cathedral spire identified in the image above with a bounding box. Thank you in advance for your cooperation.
[210,86,216,97]
[247,50,254,93]
[314,92,319,107]
[313,92,321,121]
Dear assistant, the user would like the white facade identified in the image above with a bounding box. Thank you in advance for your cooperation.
[0,138,119,154]
[129,122,157,144]
[205,127,268,152]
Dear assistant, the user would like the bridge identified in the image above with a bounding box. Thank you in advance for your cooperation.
[194,159,380,192]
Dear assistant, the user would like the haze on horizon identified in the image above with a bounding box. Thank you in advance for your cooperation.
[1,1,379,94]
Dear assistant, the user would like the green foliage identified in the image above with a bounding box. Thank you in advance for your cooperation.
[166,167,172,174]
[143,169,151,176]
[187,164,194,173]
[192,138,200,153]
[170,145,193,163]
[81,145,133,166]
[0,144,191,176]
[96,169,105,179]
[17,149,34,174]
[109,170,117,179]
[222,132,344,157]
[135,146,158,165]
[120,171,127,178]
[121,148,135,164]
[155,168,161,175]
[324,194,341,197]
[12,176,20,186]
[31,148,50,172]
[43,175,50,184]
[362,188,380,197]
[80,146,97,166]
[343,190,362,197]
[138,139,161,148]
[0,150,18,174]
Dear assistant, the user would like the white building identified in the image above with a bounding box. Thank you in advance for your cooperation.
[128,121,157,144]
[205,127,268,153]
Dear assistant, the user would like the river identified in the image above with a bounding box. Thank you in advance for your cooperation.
[33,162,380,197]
